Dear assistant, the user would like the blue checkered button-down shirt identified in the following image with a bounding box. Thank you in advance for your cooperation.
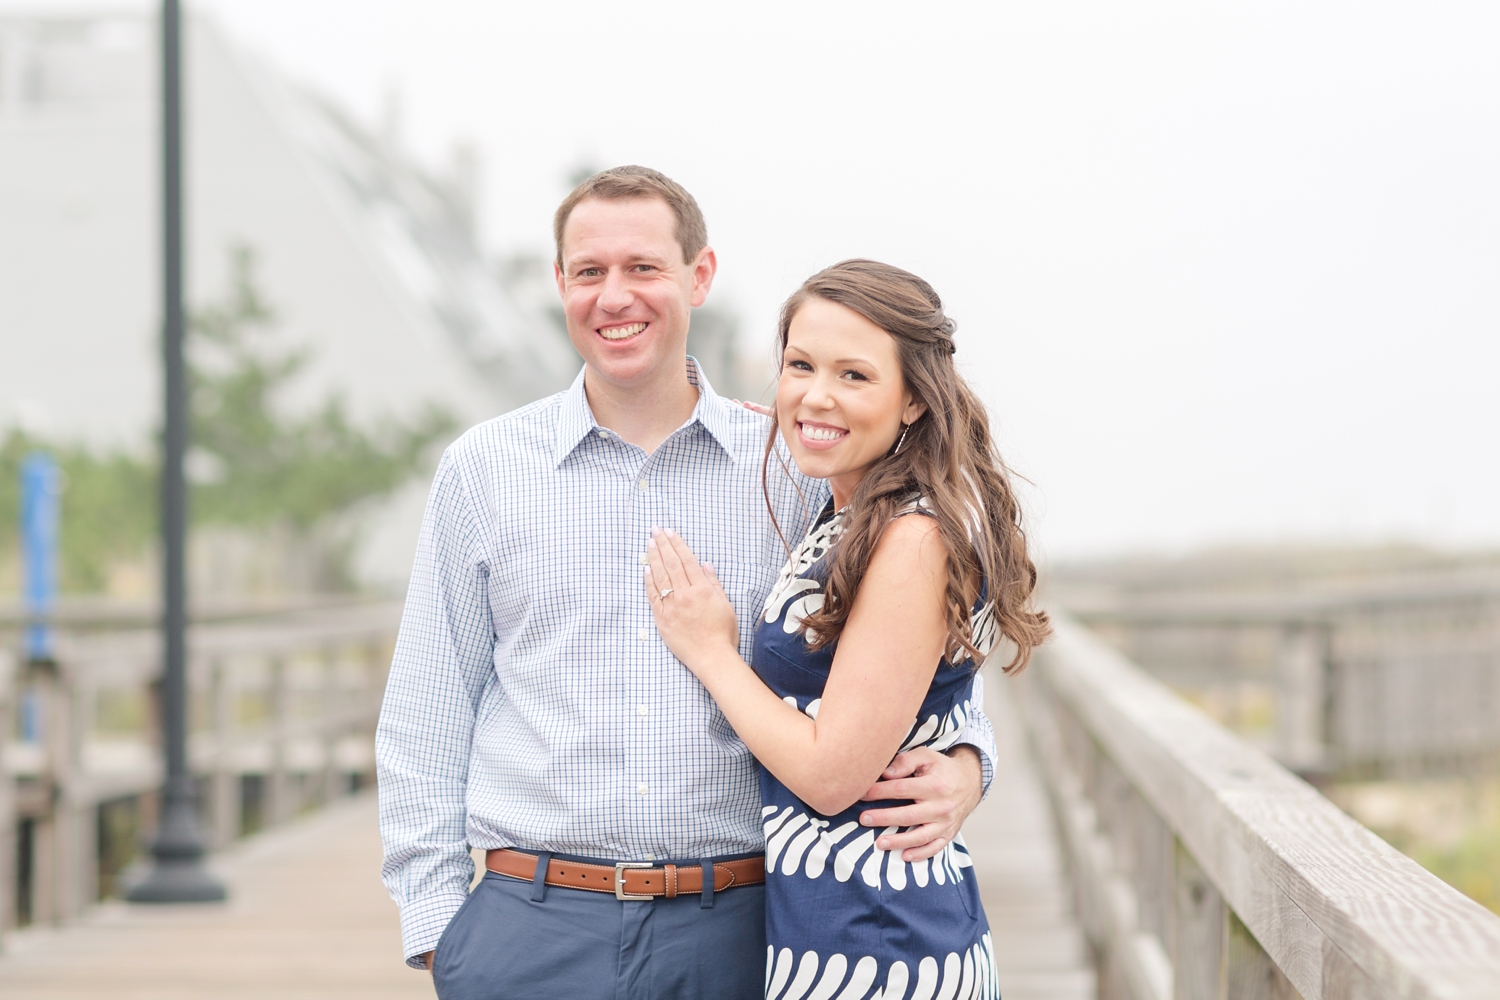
[377,361,997,966]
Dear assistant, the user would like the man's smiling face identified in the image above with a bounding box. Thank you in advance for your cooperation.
[554,196,714,394]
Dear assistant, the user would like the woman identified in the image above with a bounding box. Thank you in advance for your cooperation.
[644,260,1050,1000]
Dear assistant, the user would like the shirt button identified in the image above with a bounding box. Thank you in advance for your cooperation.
[637,783,649,796]
[638,628,649,641]
[596,430,609,439]
[637,705,648,717]
[636,479,648,491]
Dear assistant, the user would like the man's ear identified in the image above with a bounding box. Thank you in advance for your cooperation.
[553,259,566,299]
[689,246,718,308]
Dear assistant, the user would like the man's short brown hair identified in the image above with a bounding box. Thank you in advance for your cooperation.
[553,166,708,267]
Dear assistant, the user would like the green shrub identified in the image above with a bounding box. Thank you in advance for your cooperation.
[1,245,455,594]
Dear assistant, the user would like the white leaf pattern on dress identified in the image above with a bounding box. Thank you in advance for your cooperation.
[860,828,897,887]
[935,953,961,1000]
[782,818,830,874]
[806,953,848,1000]
[872,961,908,1000]
[912,957,940,1000]
[784,592,826,635]
[886,845,907,891]
[767,577,822,626]
[804,821,859,878]
[765,937,999,1000]
[783,951,821,1000]
[773,805,974,893]
[768,947,794,999]
[764,805,795,840]
[767,813,811,870]
[834,956,879,1000]
[833,829,877,882]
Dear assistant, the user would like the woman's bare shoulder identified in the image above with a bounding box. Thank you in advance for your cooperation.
[866,511,947,581]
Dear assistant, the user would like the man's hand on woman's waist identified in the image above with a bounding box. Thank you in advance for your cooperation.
[857,745,984,862]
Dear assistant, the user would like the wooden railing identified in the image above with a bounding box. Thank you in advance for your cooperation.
[1062,579,1500,778]
[0,600,400,934]
[1018,614,1500,1000]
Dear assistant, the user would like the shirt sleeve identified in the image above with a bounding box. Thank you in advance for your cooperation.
[376,447,495,968]
[949,672,997,799]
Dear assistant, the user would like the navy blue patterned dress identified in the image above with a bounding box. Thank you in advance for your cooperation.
[754,502,1000,1000]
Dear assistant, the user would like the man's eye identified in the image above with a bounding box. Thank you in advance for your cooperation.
[578,267,602,278]
[632,264,656,273]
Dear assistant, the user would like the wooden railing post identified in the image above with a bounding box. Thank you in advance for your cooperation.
[1172,838,1226,999]
[209,657,239,847]
[28,662,64,924]
[1132,793,1173,956]
[59,669,96,915]
[1275,624,1329,773]
[267,655,291,825]
[321,646,341,805]
[1226,913,1300,1000]
[0,647,16,939]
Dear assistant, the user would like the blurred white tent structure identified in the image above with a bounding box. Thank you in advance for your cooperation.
[0,10,579,585]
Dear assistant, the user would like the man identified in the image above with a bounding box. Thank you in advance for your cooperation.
[377,166,995,999]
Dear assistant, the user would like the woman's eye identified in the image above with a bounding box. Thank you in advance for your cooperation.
[785,359,812,372]
[842,369,869,381]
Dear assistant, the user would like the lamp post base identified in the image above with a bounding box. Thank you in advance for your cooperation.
[126,779,227,903]
[126,858,227,903]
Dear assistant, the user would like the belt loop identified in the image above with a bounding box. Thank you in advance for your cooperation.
[700,859,715,909]
[531,851,552,902]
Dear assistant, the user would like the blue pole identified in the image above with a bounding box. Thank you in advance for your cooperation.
[20,452,59,664]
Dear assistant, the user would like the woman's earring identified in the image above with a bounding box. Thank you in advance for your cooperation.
[893,423,910,455]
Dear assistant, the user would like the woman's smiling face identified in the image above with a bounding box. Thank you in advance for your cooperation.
[777,297,927,508]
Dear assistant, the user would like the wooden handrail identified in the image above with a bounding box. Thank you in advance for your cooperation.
[1018,614,1500,999]
[1055,574,1500,628]
[1,601,400,933]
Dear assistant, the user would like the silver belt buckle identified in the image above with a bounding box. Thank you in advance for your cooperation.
[615,861,653,901]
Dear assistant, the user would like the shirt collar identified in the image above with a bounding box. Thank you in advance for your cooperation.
[552,357,740,468]
[551,367,598,467]
[684,357,740,461]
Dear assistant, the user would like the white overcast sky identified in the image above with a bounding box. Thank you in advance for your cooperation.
[42,1,1500,559]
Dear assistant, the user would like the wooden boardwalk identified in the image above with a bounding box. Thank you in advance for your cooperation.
[0,795,434,999]
[0,666,1092,999]
[968,668,1097,1000]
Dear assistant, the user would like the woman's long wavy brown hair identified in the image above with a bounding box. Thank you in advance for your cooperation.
[761,259,1051,673]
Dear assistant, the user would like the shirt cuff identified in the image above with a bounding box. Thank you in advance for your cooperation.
[949,673,997,800]
[399,887,471,969]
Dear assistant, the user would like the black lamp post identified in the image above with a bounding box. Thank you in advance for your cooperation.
[128,0,226,904]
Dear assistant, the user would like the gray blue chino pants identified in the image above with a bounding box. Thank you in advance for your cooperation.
[431,863,767,1000]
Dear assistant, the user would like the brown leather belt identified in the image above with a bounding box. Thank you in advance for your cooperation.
[486,848,765,900]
